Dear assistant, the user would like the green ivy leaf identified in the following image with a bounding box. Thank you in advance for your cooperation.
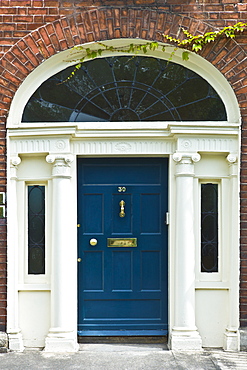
[182,51,190,61]
[91,51,97,58]
[205,34,215,42]
[192,43,202,52]
[142,45,147,53]
[129,44,135,52]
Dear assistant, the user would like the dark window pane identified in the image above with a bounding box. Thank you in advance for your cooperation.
[28,185,45,274]
[22,56,227,123]
[201,184,218,272]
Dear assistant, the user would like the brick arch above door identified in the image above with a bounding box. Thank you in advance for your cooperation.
[0,7,246,126]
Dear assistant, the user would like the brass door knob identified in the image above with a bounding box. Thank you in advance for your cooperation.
[77,258,82,262]
[89,238,98,246]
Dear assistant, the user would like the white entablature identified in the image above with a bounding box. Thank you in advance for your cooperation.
[8,121,239,157]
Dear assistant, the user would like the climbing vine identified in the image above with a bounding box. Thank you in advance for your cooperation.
[163,21,247,54]
[66,41,164,79]
[66,22,247,79]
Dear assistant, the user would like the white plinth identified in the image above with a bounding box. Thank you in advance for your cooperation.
[223,329,240,351]
[44,329,79,352]
[169,328,202,351]
[8,331,24,352]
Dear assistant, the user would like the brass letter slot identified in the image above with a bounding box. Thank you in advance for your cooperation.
[107,238,137,248]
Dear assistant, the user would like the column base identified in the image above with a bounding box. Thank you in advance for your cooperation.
[0,332,8,353]
[44,328,79,352]
[8,330,24,352]
[223,328,240,351]
[169,327,202,351]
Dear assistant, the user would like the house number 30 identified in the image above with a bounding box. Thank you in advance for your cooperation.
[118,187,126,192]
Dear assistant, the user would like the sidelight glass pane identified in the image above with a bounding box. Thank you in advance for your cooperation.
[28,185,45,274]
[201,183,218,273]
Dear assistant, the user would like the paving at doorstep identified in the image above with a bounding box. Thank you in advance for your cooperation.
[0,344,247,369]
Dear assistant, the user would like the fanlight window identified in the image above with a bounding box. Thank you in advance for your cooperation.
[22,56,226,122]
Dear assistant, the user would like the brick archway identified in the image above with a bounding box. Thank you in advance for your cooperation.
[0,8,246,124]
[0,7,247,333]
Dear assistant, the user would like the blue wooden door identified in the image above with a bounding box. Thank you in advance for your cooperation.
[77,158,168,336]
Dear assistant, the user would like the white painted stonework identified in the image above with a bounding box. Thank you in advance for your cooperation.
[6,41,241,352]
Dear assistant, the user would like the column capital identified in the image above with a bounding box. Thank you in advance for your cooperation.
[226,153,238,177]
[46,154,74,178]
[226,153,237,164]
[173,152,200,177]
[10,156,21,167]
[10,156,21,180]
[173,152,201,164]
[46,154,74,165]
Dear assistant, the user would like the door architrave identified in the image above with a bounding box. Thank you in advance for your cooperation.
[6,42,240,351]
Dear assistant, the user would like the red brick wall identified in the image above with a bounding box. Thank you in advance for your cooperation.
[0,1,246,58]
[0,1,246,332]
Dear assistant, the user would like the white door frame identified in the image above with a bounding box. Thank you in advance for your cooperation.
[6,41,241,352]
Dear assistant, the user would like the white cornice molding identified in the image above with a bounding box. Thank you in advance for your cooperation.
[8,121,240,136]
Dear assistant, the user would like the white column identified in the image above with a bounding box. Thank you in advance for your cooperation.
[169,152,202,351]
[7,157,24,351]
[224,154,240,351]
[45,154,78,352]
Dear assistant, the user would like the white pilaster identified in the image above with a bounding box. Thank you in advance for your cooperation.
[224,154,240,351]
[7,157,24,352]
[169,153,202,351]
[44,154,78,352]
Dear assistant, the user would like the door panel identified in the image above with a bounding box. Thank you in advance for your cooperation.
[83,251,104,291]
[83,194,104,234]
[78,158,168,335]
[112,251,133,291]
[140,193,161,233]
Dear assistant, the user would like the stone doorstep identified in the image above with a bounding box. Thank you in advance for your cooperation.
[2,331,247,352]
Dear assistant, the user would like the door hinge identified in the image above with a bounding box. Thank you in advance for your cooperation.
[165,212,169,225]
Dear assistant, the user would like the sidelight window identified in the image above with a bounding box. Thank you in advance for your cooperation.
[28,185,45,274]
[201,183,218,273]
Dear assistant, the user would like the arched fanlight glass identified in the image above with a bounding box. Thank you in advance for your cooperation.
[22,56,227,122]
